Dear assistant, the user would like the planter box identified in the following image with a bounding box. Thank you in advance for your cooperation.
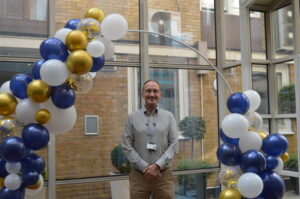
[25,186,46,199]
[110,172,130,199]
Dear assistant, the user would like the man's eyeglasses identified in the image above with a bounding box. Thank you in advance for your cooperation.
[144,89,160,94]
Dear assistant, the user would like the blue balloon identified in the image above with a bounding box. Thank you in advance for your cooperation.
[259,171,285,199]
[1,136,25,162]
[22,171,40,186]
[22,124,50,150]
[40,38,69,61]
[240,150,266,173]
[21,153,45,173]
[262,134,288,157]
[51,84,76,109]
[64,19,80,30]
[32,59,45,79]
[0,159,8,177]
[265,156,278,170]
[0,187,25,199]
[91,56,105,72]
[219,129,239,145]
[217,143,241,166]
[227,92,250,114]
[10,74,33,99]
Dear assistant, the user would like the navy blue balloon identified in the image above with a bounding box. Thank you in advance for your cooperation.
[91,56,105,72]
[51,84,76,109]
[64,19,80,30]
[21,153,45,174]
[262,134,288,157]
[219,129,239,145]
[265,156,278,170]
[240,150,266,173]
[217,143,241,166]
[10,74,33,99]
[32,59,45,79]
[22,124,50,150]
[40,38,69,61]
[0,187,25,199]
[0,159,8,177]
[1,136,25,162]
[227,92,250,114]
[259,171,285,199]
[22,171,40,186]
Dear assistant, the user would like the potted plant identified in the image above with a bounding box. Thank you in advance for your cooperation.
[175,159,213,199]
[110,144,130,199]
[284,153,299,195]
[179,116,206,159]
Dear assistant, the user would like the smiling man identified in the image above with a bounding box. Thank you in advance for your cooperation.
[122,79,178,199]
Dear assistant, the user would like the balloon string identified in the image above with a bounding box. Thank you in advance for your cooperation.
[127,29,233,93]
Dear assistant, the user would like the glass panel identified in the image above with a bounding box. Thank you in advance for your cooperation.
[262,119,270,134]
[252,65,269,114]
[224,66,242,94]
[224,0,241,62]
[175,171,220,198]
[0,0,48,37]
[0,61,33,84]
[273,5,294,58]
[148,0,216,65]
[55,0,140,62]
[276,62,295,114]
[282,174,299,197]
[250,11,266,60]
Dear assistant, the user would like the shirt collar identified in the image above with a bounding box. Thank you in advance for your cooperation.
[142,107,159,116]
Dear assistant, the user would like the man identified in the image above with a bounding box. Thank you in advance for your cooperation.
[122,80,178,199]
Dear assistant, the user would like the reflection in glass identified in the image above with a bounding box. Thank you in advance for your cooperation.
[252,65,269,114]
[0,61,33,85]
[250,11,266,59]
[224,66,242,94]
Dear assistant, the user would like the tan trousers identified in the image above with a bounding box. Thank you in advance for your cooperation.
[129,168,175,199]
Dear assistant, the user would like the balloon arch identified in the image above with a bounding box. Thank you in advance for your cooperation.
[0,7,289,199]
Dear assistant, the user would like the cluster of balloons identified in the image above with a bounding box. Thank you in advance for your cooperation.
[0,8,128,199]
[217,90,289,199]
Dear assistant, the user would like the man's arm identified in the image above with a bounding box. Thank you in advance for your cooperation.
[155,113,178,170]
[122,115,149,172]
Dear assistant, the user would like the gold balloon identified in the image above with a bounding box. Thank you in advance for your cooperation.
[0,178,4,189]
[0,92,17,116]
[66,30,88,51]
[219,188,241,199]
[27,80,51,103]
[35,109,51,124]
[27,179,41,190]
[280,152,289,162]
[248,126,255,131]
[84,8,105,23]
[67,50,93,75]
[256,130,268,140]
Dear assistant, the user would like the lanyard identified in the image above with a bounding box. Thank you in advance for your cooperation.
[144,113,157,142]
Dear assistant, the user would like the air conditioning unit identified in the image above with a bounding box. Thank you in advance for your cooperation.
[274,6,293,52]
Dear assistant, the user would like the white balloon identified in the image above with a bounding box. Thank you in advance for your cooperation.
[237,173,263,198]
[0,81,12,94]
[40,59,69,86]
[42,100,77,134]
[243,90,261,111]
[239,131,262,153]
[101,14,128,40]
[221,113,249,138]
[98,36,115,59]
[16,99,41,124]
[25,175,44,196]
[4,174,22,190]
[54,28,72,44]
[246,111,263,130]
[5,162,21,174]
[86,40,105,57]
[274,158,284,172]
[89,72,97,79]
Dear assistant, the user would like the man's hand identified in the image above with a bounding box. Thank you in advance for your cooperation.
[143,164,161,181]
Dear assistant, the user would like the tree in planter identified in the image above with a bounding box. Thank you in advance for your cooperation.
[110,144,130,174]
[278,83,295,113]
[284,153,299,195]
[179,116,206,159]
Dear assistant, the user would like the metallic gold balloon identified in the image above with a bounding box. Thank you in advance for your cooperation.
[35,109,51,124]
[84,8,105,23]
[65,30,88,51]
[27,80,51,103]
[0,92,17,116]
[67,50,93,75]
[256,130,268,140]
[248,126,255,131]
[0,178,4,189]
[27,179,42,190]
[219,188,242,199]
[280,152,289,162]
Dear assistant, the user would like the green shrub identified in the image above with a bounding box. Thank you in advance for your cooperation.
[110,144,130,174]
[284,153,298,171]
[179,117,206,140]
[278,84,295,113]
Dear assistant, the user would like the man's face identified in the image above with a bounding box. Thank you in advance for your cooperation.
[142,81,161,107]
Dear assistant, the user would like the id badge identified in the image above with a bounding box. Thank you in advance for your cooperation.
[147,143,156,150]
